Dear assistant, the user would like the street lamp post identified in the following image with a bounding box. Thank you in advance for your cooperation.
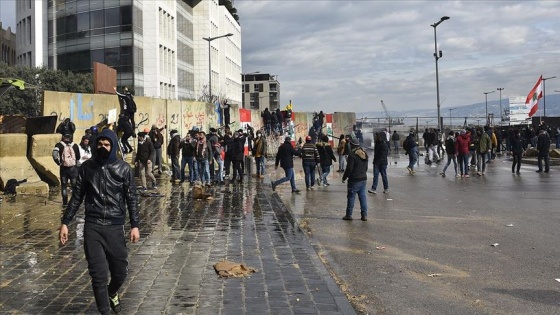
[483,90,495,126]
[542,76,556,117]
[203,33,233,102]
[431,16,450,133]
[497,87,504,126]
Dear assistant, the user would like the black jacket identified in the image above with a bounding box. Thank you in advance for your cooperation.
[316,142,336,167]
[275,140,300,169]
[537,132,550,152]
[117,115,134,135]
[62,129,139,228]
[373,140,389,166]
[343,145,368,182]
[231,136,245,161]
[135,140,154,163]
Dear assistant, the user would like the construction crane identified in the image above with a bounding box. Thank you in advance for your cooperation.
[380,100,403,127]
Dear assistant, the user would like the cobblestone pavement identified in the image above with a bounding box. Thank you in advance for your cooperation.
[0,174,356,315]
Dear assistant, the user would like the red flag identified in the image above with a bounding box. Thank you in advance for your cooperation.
[525,76,543,117]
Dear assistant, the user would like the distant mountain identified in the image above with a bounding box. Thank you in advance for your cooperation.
[358,94,560,121]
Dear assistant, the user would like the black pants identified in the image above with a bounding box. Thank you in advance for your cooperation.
[60,166,78,205]
[512,153,522,173]
[224,156,232,176]
[84,223,128,315]
[537,152,550,172]
[126,111,136,129]
[121,133,134,153]
[232,160,243,181]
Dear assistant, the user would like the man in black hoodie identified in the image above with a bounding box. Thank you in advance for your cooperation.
[59,129,139,315]
[342,136,369,221]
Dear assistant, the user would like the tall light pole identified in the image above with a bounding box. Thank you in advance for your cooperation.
[448,108,455,128]
[497,87,504,126]
[542,76,556,117]
[203,33,233,102]
[431,16,450,132]
[484,90,495,126]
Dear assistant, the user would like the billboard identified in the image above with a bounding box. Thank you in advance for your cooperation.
[508,96,530,125]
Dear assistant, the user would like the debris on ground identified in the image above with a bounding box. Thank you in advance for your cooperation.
[375,246,385,250]
[193,184,213,200]
[505,224,514,227]
[491,243,499,247]
[213,259,257,278]
[427,273,443,277]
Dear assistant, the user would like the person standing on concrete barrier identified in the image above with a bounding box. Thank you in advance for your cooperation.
[403,132,418,174]
[271,137,301,193]
[59,129,140,315]
[510,130,525,174]
[316,134,336,186]
[52,134,81,206]
[536,129,550,173]
[342,136,369,221]
[114,86,137,129]
[116,113,134,154]
[135,132,157,190]
[369,132,389,194]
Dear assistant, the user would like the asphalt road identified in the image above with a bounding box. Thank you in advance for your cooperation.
[276,152,560,315]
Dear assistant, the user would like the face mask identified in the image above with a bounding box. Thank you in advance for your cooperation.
[97,147,110,159]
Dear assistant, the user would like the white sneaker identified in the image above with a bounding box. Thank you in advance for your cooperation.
[368,189,376,194]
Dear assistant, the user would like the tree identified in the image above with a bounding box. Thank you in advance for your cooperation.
[0,63,93,117]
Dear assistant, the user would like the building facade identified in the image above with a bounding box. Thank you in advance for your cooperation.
[242,73,280,111]
[14,0,241,105]
[1,22,17,66]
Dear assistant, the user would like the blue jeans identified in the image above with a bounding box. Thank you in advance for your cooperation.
[302,161,316,188]
[372,164,388,191]
[197,159,210,184]
[408,147,418,170]
[214,159,224,182]
[458,154,469,175]
[346,180,367,218]
[181,155,195,182]
[393,140,399,152]
[338,154,346,171]
[321,165,331,184]
[442,155,457,175]
[255,157,265,176]
[171,156,180,180]
[273,167,297,191]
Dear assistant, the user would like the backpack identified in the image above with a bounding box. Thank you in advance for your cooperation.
[61,144,77,167]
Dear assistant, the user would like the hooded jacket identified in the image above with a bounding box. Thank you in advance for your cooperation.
[456,133,471,155]
[475,132,491,153]
[373,139,389,166]
[275,140,300,169]
[316,141,336,167]
[62,129,139,228]
[343,145,369,182]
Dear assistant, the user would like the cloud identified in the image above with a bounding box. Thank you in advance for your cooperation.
[237,0,560,114]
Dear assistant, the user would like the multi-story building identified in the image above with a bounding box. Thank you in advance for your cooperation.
[1,22,17,66]
[14,0,241,105]
[241,73,280,111]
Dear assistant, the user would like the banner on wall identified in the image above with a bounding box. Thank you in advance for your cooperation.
[239,108,252,155]
[326,114,333,144]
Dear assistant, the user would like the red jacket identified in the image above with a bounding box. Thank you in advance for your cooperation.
[456,133,471,155]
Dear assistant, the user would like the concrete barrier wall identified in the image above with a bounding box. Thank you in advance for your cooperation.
[0,134,48,194]
[29,134,63,186]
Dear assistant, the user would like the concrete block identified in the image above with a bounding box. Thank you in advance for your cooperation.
[16,181,49,195]
[28,134,61,186]
[0,134,47,193]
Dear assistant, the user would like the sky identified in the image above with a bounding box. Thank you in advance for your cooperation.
[237,0,560,114]
[2,0,559,115]
[0,0,16,31]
